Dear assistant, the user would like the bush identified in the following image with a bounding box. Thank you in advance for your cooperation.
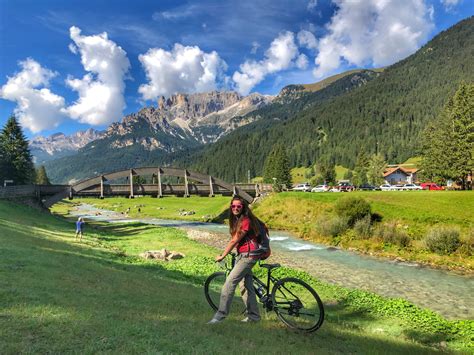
[354,214,372,239]
[424,226,461,255]
[376,222,411,248]
[458,229,474,256]
[334,196,371,227]
[315,214,348,238]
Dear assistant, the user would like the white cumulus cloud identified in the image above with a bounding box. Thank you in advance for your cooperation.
[307,0,318,11]
[313,0,434,78]
[0,58,66,133]
[297,30,318,51]
[66,26,130,125]
[232,31,300,95]
[441,0,461,8]
[138,44,228,100]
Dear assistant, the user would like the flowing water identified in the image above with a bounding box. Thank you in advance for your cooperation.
[71,204,473,320]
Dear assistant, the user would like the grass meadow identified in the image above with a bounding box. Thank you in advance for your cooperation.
[1,199,472,353]
[70,191,473,270]
[252,191,473,270]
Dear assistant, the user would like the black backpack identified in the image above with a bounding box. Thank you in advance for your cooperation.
[248,220,271,260]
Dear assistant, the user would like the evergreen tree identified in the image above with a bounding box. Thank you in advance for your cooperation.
[317,160,336,184]
[35,165,51,185]
[367,153,387,186]
[133,175,147,184]
[421,83,474,189]
[263,144,292,190]
[343,170,353,181]
[353,149,369,186]
[0,116,34,185]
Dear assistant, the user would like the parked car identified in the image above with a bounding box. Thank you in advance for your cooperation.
[393,184,405,191]
[380,184,394,191]
[292,183,311,192]
[358,183,377,191]
[402,183,422,190]
[420,182,444,190]
[338,182,355,192]
[311,184,330,192]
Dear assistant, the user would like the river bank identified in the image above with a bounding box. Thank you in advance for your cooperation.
[64,202,474,320]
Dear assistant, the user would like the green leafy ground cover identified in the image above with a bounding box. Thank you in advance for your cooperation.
[253,191,473,270]
[65,195,231,221]
[1,200,472,353]
[71,191,473,270]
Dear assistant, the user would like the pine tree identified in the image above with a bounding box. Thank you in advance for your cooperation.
[353,149,369,186]
[317,160,336,184]
[421,83,474,189]
[367,154,387,186]
[0,116,34,185]
[263,144,292,190]
[35,165,51,185]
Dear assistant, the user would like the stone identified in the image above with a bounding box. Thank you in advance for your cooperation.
[166,252,185,260]
[140,249,185,261]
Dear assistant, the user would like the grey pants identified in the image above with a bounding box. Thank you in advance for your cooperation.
[213,255,260,321]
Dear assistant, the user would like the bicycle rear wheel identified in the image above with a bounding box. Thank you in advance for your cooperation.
[271,277,324,332]
[204,272,245,314]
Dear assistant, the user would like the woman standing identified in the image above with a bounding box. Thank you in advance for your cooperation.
[208,196,262,324]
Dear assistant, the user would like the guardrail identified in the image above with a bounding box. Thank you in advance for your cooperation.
[0,185,69,199]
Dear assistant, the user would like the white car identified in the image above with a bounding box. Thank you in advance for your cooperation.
[292,183,311,192]
[380,184,394,191]
[402,183,422,190]
[311,184,330,192]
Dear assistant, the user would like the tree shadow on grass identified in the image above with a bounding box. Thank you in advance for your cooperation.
[0,205,461,354]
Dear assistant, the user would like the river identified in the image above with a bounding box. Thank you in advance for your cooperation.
[71,204,473,320]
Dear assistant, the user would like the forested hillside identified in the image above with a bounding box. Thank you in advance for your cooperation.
[45,70,377,182]
[182,17,474,183]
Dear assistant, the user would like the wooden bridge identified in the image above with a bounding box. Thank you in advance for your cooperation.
[1,167,272,208]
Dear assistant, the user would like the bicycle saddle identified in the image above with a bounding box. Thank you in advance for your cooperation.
[260,263,281,270]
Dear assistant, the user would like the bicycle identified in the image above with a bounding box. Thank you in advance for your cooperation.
[204,253,324,332]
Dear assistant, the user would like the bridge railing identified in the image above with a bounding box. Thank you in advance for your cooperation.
[0,185,69,199]
[74,183,272,197]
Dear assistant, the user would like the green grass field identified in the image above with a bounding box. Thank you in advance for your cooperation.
[252,191,473,270]
[290,165,349,183]
[67,191,473,270]
[62,195,231,221]
[1,199,472,353]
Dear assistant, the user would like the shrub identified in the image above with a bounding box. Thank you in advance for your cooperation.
[315,214,348,238]
[458,229,474,256]
[376,222,411,248]
[334,196,371,227]
[353,214,372,239]
[424,226,461,255]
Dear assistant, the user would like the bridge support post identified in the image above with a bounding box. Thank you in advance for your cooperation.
[184,170,190,198]
[129,169,134,199]
[233,186,237,196]
[209,176,214,197]
[157,168,163,198]
[100,176,104,199]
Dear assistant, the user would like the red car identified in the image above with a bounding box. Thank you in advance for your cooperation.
[420,182,444,190]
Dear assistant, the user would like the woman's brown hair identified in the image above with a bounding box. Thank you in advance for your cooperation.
[229,196,260,236]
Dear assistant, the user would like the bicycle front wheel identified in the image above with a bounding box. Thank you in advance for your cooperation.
[271,277,324,332]
[204,272,245,314]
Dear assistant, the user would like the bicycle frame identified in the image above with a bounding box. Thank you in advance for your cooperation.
[223,253,278,310]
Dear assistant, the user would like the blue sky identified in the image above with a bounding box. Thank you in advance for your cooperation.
[0,0,472,138]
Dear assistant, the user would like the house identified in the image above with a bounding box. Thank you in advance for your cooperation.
[384,166,419,185]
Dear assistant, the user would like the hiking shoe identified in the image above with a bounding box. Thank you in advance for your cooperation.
[241,317,259,323]
[207,318,223,324]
